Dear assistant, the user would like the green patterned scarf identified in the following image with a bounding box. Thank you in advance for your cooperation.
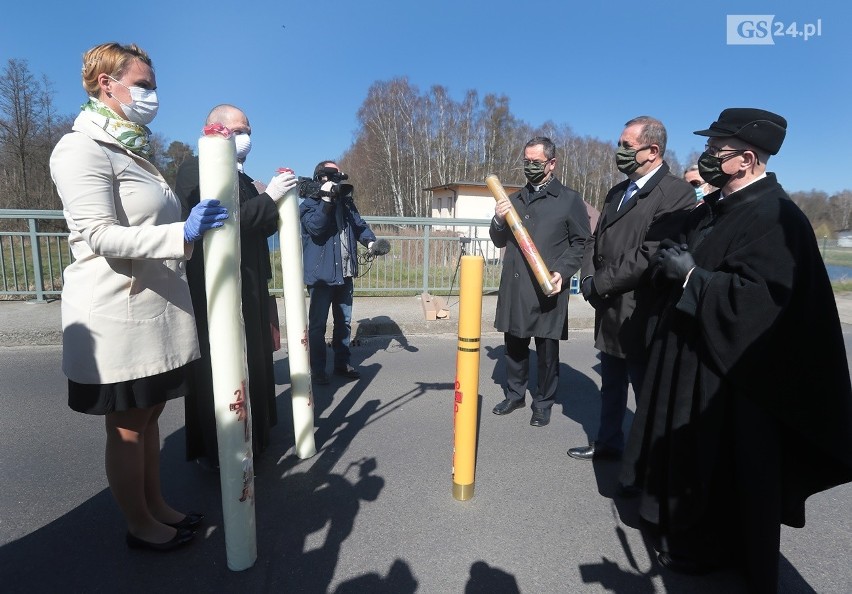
[80,97,151,156]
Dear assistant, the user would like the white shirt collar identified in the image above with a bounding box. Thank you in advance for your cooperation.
[630,164,663,190]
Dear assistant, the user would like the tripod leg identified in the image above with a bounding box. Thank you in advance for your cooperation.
[449,244,466,296]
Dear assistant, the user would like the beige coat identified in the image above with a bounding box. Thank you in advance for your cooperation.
[50,113,200,384]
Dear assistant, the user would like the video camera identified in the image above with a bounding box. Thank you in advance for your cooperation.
[298,166,353,200]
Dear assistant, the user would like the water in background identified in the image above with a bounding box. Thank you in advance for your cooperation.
[827,265,852,281]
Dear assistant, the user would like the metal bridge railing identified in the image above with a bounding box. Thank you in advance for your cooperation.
[0,210,70,301]
[2,210,549,300]
[8,209,848,303]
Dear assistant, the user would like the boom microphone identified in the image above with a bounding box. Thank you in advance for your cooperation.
[357,238,390,274]
[369,238,391,256]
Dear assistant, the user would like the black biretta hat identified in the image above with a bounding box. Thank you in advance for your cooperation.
[694,108,787,155]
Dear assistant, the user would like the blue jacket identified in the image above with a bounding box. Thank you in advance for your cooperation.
[300,195,376,286]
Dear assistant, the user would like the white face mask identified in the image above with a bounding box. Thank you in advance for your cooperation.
[234,133,252,162]
[108,76,159,125]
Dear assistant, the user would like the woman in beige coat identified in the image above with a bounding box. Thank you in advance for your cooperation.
[50,42,227,551]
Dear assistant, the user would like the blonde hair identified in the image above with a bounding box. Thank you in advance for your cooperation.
[81,42,153,97]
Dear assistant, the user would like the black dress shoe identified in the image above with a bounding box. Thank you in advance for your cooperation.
[166,512,204,531]
[313,371,330,385]
[334,365,361,380]
[126,528,194,551]
[492,398,525,415]
[566,442,622,461]
[657,552,717,575]
[529,408,551,427]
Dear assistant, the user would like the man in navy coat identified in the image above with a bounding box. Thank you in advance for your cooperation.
[300,161,376,385]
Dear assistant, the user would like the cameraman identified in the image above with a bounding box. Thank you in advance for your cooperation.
[300,160,376,384]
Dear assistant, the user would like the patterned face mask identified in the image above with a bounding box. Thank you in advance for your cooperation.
[615,145,649,175]
[523,159,549,185]
[697,149,745,189]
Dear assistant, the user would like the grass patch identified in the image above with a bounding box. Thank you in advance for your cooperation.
[821,248,852,267]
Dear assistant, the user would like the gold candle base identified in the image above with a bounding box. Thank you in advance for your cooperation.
[453,482,475,501]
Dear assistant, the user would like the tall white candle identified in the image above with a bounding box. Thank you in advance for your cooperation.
[199,131,257,571]
[277,182,317,459]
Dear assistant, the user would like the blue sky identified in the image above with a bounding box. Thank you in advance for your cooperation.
[2,0,849,195]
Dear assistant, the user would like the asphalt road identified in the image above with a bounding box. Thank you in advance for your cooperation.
[1,331,850,593]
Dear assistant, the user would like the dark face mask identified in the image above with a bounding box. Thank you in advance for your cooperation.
[524,160,549,185]
[697,149,745,188]
[615,145,649,175]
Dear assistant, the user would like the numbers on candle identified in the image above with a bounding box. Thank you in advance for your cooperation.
[229,381,250,443]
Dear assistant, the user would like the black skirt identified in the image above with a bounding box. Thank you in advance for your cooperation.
[68,365,189,415]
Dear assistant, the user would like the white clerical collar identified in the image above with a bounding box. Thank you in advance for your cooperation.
[720,172,767,200]
[533,177,553,193]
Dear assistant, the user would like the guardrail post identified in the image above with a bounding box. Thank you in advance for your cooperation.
[28,217,46,302]
[422,224,431,293]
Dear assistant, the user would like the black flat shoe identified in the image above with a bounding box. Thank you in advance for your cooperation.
[166,512,204,531]
[126,528,194,551]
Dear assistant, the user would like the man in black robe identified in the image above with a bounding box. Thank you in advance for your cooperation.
[175,104,297,467]
[621,108,852,592]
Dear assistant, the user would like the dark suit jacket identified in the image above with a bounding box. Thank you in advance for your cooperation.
[581,162,696,358]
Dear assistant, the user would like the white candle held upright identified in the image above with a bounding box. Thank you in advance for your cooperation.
[198,126,257,571]
[276,169,317,459]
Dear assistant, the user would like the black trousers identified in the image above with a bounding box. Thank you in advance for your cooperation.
[503,332,559,410]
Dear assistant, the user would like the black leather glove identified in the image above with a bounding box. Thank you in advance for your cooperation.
[657,246,696,281]
[581,276,607,309]
[650,240,685,282]
[581,276,595,301]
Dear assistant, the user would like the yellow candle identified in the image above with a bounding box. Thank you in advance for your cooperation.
[452,255,484,501]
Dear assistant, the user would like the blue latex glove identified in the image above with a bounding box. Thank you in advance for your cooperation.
[184,199,229,242]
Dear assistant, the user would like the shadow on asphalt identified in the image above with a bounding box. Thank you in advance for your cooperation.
[0,336,824,593]
[483,342,614,441]
[351,315,419,356]
[0,362,421,593]
[265,362,418,592]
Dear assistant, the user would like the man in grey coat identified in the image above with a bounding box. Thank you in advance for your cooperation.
[490,137,590,427]
[568,116,695,461]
